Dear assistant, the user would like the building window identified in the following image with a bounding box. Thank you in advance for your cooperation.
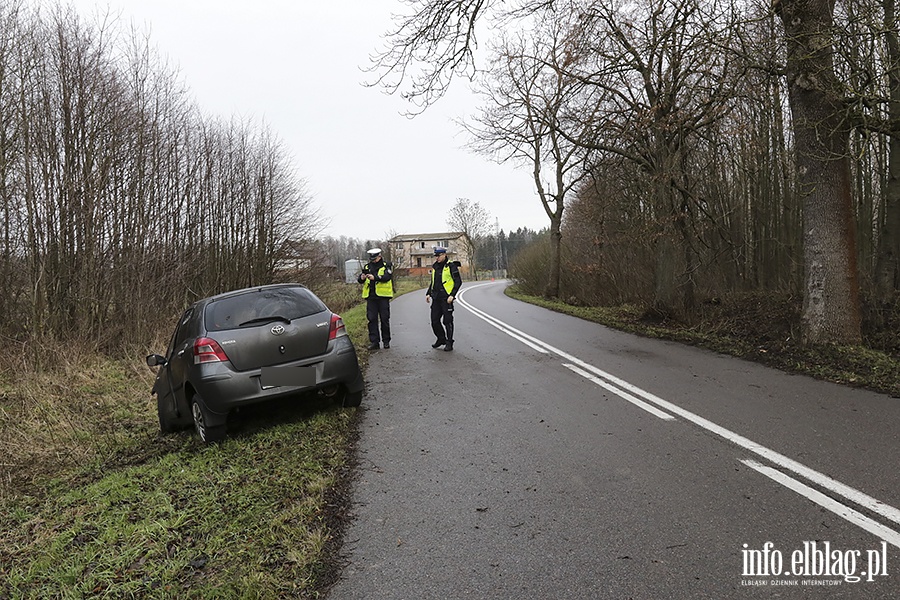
[440,240,447,247]
[420,242,426,249]
[395,242,403,250]
[416,257,422,268]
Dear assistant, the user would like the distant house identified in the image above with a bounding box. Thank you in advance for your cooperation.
[389,232,473,277]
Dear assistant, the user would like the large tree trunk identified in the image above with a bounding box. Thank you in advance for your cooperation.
[776,0,862,345]
[545,215,562,298]
[675,199,697,313]
[653,230,679,316]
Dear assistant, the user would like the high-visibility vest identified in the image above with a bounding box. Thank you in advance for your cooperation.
[431,262,455,295]
[362,263,394,298]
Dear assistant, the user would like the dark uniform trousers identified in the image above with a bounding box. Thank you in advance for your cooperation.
[367,296,391,345]
[430,294,454,343]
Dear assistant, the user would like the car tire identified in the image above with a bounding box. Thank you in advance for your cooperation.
[342,389,363,408]
[191,393,226,443]
[157,395,180,434]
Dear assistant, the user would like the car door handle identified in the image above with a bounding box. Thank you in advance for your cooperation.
[177,350,185,356]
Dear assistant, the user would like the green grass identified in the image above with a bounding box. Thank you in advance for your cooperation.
[1,380,357,599]
[0,277,427,599]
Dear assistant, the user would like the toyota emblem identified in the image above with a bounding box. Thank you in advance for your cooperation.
[271,324,285,336]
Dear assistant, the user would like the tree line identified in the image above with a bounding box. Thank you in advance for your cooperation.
[0,2,315,354]
[371,0,900,347]
[472,227,544,273]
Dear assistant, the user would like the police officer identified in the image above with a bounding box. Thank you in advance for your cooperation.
[425,246,462,351]
[358,248,393,350]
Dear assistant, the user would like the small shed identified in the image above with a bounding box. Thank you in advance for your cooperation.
[344,259,364,284]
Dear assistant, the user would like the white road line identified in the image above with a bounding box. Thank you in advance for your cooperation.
[563,363,676,421]
[457,281,900,530]
[742,460,900,549]
[457,286,548,353]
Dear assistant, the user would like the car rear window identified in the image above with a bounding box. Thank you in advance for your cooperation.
[204,287,328,332]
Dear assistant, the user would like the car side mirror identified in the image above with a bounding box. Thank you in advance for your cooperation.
[146,354,167,367]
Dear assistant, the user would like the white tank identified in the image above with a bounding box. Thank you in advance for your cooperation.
[344,259,364,284]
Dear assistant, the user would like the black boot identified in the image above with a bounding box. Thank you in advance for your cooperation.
[431,339,446,348]
[443,342,454,351]
[368,342,380,350]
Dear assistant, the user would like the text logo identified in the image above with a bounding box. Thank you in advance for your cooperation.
[742,541,889,584]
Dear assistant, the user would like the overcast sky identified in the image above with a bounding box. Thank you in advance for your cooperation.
[68,0,549,242]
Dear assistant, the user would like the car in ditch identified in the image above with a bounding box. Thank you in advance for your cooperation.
[146,283,364,443]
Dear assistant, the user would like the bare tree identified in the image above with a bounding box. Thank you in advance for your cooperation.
[321,235,370,268]
[0,6,320,352]
[876,0,900,306]
[531,0,746,313]
[368,0,498,111]
[836,0,900,309]
[465,16,596,296]
[373,0,873,343]
[0,0,25,333]
[446,197,492,279]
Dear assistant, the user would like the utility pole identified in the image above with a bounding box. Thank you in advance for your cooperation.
[494,218,501,279]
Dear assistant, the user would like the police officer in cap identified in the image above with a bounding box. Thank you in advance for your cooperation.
[425,246,462,351]
[358,248,393,350]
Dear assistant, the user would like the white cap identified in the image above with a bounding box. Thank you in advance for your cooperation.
[366,248,382,256]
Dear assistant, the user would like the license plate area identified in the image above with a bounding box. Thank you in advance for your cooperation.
[260,365,316,389]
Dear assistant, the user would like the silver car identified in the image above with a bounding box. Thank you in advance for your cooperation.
[146,284,364,443]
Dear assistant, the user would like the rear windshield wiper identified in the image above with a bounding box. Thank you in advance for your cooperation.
[237,315,292,327]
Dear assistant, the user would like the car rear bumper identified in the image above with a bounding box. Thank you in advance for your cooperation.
[193,336,363,418]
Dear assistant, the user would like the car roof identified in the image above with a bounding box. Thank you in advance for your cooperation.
[196,283,311,306]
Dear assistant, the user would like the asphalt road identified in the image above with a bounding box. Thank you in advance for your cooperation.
[326,281,900,599]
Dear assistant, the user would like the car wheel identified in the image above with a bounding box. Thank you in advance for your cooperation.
[191,394,226,443]
[342,389,363,408]
[157,395,180,434]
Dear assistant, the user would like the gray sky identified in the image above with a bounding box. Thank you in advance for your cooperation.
[71,0,549,241]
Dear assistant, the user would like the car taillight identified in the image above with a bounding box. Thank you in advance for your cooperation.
[194,337,229,364]
[329,314,347,340]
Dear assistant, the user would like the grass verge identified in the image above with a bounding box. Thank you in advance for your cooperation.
[0,361,358,599]
[0,278,424,599]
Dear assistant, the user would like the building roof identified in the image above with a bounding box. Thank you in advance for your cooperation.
[390,232,467,242]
